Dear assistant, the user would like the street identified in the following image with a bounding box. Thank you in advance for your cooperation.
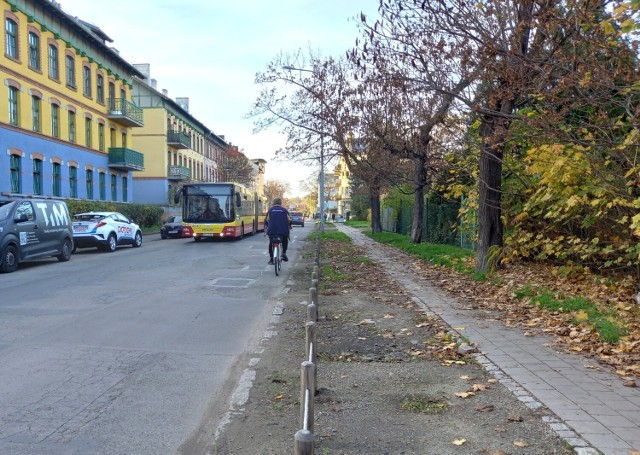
[0,225,308,455]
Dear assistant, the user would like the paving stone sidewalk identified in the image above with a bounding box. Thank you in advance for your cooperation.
[336,224,640,455]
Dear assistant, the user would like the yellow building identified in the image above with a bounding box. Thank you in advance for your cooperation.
[333,155,352,216]
[1,0,145,202]
[130,64,229,204]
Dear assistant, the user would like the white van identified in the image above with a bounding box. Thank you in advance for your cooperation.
[0,199,74,273]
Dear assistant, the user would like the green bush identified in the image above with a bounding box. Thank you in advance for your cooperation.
[65,200,163,228]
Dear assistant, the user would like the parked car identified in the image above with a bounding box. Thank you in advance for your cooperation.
[0,199,74,273]
[72,211,142,252]
[160,215,183,239]
[290,211,305,227]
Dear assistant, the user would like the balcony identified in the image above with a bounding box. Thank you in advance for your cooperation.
[106,98,144,127]
[167,130,190,149]
[168,165,191,181]
[108,147,144,171]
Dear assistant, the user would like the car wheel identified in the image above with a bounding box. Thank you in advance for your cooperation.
[57,239,72,262]
[133,231,142,248]
[0,244,18,273]
[105,233,117,252]
[302,223,305,227]
[160,231,167,239]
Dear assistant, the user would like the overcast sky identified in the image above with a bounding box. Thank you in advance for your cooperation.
[58,0,379,197]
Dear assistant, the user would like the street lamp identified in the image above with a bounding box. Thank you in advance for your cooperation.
[283,65,326,232]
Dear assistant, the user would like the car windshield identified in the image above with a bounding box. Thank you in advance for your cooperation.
[167,216,182,223]
[74,214,106,222]
[0,201,16,221]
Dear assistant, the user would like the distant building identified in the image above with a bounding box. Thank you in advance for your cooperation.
[1,0,145,202]
[333,155,352,215]
[130,64,228,204]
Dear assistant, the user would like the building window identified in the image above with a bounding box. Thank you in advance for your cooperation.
[108,81,115,109]
[99,172,106,200]
[97,74,104,103]
[110,127,116,147]
[121,132,127,148]
[65,54,75,88]
[85,118,92,147]
[52,162,61,197]
[48,44,59,79]
[83,65,91,97]
[110,174,117,200]
[122,176,128,202]
[10,154,21,193]
[32,96,41,132]
[51,104,59,137]
[98,123,105,151]
[68,111,76,143]
[28,32,40,70]
[5,18,17,59]
[33,158,43,195]
[86,169,93,199]
[69,166,77,198]
[9,86,19,126]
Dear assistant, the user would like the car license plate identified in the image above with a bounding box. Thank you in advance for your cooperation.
[74,225,88,232]
[169,229,179,234]
[202,233,214,237]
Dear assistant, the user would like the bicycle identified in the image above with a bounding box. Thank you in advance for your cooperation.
[270,235,282,276]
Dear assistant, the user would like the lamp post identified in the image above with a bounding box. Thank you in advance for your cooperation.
[283,65,326,232]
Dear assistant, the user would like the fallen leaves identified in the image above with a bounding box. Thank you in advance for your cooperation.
[452,438,466,446]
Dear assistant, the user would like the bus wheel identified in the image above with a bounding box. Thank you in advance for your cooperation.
[239,223,244,239]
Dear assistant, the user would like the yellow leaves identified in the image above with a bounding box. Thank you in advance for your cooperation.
[452,438,466,446]
[455,391,475,398]
[513,441,529,448]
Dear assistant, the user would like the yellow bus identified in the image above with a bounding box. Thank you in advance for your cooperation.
[174,182,261,240]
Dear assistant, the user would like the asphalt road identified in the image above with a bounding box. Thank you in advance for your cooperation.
[0,225,308,455]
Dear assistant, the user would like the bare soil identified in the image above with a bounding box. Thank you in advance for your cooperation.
[209,233,574,455]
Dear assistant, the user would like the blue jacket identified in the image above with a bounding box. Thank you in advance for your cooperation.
[265,205,291,236]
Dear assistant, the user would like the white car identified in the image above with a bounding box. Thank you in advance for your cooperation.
[72,211,142,252]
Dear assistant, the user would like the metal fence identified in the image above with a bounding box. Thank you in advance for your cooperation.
[382,196,476,250]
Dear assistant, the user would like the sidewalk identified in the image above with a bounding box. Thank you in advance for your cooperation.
[336,224,640,455]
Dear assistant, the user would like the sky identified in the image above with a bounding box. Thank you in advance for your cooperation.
[57,0,380,197]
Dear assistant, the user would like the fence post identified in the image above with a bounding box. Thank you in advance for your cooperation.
[306,321,317,394]
[307,302,317,322]
[299,360,315,432]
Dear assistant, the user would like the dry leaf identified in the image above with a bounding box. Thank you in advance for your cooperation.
[472,383,487,391]
[383,313,396,319]
[460,375,470,380]
[476,404,495,412]
[507,414,523,422]
[455,391,476,398]
[513,441,529,447]
[452,438,466,446]
[494,427,506,433]
[274,394,284,400]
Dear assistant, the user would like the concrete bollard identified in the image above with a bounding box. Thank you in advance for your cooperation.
[311,278,318,290]
[299,361,315,433]
[306,321,317,393]
[309,287,317,306]
[307,302,317,322]
[294,429,314,455]
[311,270,318,282]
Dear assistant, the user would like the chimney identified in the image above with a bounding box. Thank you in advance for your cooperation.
[133,63,151,82]
[176,97,189,112]
[151,78,157,89]
[162,89,168,97]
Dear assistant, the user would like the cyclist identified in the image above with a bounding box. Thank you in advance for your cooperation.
[264,197,291,264]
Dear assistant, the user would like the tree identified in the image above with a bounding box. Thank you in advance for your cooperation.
[263,179,291,206]
[220,149,254,186]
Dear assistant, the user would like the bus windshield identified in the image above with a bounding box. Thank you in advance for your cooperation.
[183,185,234,223]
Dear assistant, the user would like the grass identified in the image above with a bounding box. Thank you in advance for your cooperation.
[514,286,626,344]
[345,220,370,228]
[401,395,448,414]
[367,231,475,276]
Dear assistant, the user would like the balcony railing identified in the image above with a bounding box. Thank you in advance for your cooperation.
[108,147,144,171]
[168,165,191,181]
[107,98,144,127]
[167,130,190,149]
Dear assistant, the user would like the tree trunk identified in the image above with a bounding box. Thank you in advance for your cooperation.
[475,114,507,273]
[370,185,382,233]
[410,155,426,243]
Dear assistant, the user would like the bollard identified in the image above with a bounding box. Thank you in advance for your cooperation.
[306,321,317,394]
[299,361,315,433]
[311,278,318,290]
[312,265,318,277]
[307,302,317,322]
[294,429,314,455]
[311,270,318,282]
[309,287,317,305]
